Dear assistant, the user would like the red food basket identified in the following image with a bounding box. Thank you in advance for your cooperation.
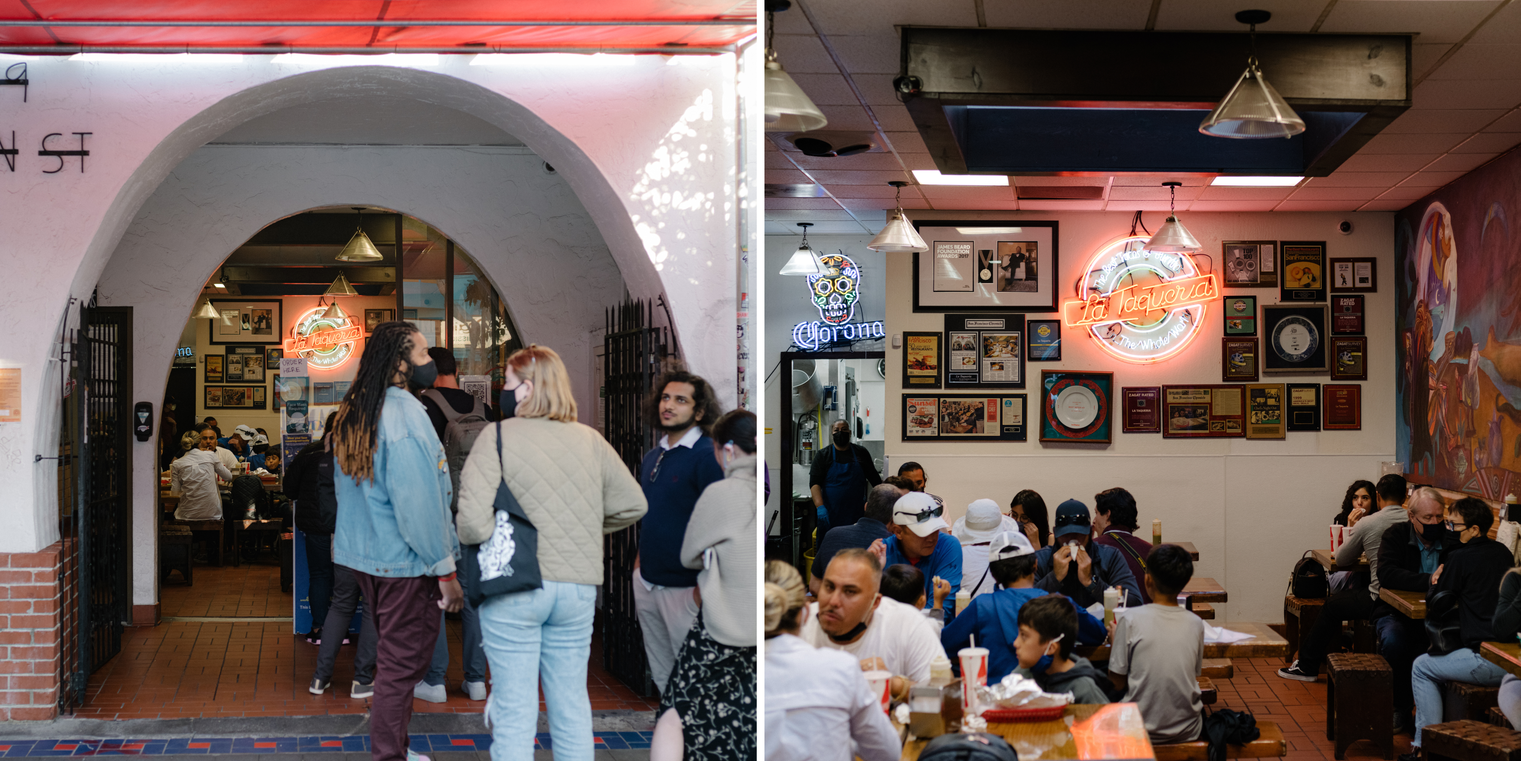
[981,705,1067,723]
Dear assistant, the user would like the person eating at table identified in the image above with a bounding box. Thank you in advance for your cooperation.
[1109,544,1204,745]
[871,491,962,621]
[1009,489,1051,549]
[951,499,1012,600]
[1013,594,1111,705]
[809,483,903,598]
[1032,498,1142,608]
[1402,497,1513,760]
[1091,487,1154,603]
[1279,474,1409,683]
[171,426,234,521]
[941,531,1105,683]
[800,547,943,704]
[1374,487,1451,735]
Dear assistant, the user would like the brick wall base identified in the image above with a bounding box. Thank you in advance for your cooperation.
[0,542,63,721]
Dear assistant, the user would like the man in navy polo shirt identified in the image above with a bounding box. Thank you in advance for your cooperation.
[873,491,962,621]
[634,369,726,695]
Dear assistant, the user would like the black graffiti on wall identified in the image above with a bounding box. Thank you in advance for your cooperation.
[40,132,91,173]
[1,62,26,102]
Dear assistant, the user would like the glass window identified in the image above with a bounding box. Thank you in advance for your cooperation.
[402,221,447,350]
[452,246,522,395]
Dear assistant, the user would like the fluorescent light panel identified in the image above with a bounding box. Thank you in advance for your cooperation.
[911,170,1009,186]
[1211,176,1304,187]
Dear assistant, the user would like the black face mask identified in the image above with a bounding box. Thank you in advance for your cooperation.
[498,388,518,420]
[832,431,850,448]
[1416,521,1443,542]
[826,619,870,644]
[409,359,438,390]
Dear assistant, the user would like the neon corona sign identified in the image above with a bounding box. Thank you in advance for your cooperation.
[1062,236,1219,363]
[792,320,886,350]
[283,307,363,370]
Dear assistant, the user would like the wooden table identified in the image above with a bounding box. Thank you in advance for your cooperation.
[901,703,1153,760]
[1178,578,1226,613]
[1077,622,1289,661]
[1166,542,1199,561]
[1311,548,1369,573]
[1482,641,1521,677]
[1379,588,1426,619]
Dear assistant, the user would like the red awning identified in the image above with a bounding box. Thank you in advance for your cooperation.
[0,1,757,53]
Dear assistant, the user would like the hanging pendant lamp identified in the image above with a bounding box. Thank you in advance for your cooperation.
[1145,182,1202,253]
[325,272,359,297]
[194,299,220,319]
[867,181,928,253]
[1199,10,1306,139]
[322,300,348,321]
[779,222,826,276]
[336,207,385,262]
[763,4,827,133]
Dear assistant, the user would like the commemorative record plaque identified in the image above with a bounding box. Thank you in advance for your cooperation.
[1122,386,1161,434]
[1039,371,1113,444]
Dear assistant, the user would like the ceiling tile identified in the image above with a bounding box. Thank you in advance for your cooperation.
[1012,175,1122,187]
[764,209,876,222]
[1305,172,1411,187]
[1453,132,1521,153]
[1423,44,1521,80]
[822,184,911,199]
[872,105,918,133]
[855,74,907,107]
[1196,186,1297,201]
[1155,0,1322,32]
[804,0,980,37]
[791,152,907,171]
[1423,152,1499,172]
[1413,78,1521,110]
[789,73,864,106]
[769,221,873,235]
[1358,199,1416,212]
[882,130,930,154]
[1413,43,1455,80]
[816,104,879,131]
[767,169,814,184]
[924,199,1024,211]
[1186,200,1283,212]
[840,197,932,212]
[899,153,939,170]
[771,33,838,75]
[1484,109,1521,131]
[769,9,818,37]
[1405,169,1469,185]
[823,35,904,75]
[1107,185,1203,201]
[1468,0,1521,42]
[1356,131,1472,154]
[1107,174,1214,187]
[767,152,798,170]
[1336,152,1442,172]
[1319,1,1503,45]
[918,186,1017,201]
[1286,187,1383,201]
[1383,109,1508,133]
[808,169,914,185]
[1378,185,1443,201]
[1272,200,1368,211]
[765,197,849,210]
[765,222,799,235]
[1106,200,1176,212]
[1016,200,1107,211]
[983,0,1151,29]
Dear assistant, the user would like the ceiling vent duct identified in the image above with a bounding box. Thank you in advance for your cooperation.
[783,131,881,157]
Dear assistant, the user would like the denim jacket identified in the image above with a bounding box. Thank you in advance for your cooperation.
[334,386,460,578]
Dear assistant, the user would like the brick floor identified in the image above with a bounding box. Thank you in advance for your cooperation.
[1216,657,1414,761]
[78,563,658,720]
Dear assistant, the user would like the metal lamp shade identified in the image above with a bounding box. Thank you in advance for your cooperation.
[322,300,348,321]
[194,299,220,319]
[1145,215,1203,253]
[325,272,359,297]
[764,55,827,133]
[335,228,385,262]
[1199,62,1306,139]
[779,243,825,276]
[867,209,928,252]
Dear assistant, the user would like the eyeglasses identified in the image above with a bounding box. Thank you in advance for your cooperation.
[895,503,944,524]
[1445,520,1468,532]
[1054,513,1091,528]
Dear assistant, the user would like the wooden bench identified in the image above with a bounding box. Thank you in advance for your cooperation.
[1192,602,1215,620]
[1203,658,1235,679]
[1325,652,1393,760]
[1152,721,1287,760]
[1423,719,1521,761]
[1490,706,1514,730]
[159,525,193,584]
[1284,594,1324,664]
[1199,676,1217,706]
[1445,680,1502,723]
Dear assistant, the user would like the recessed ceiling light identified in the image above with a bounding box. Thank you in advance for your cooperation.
[213,283,226,288]
[911,170,1009,186]
[1211,176,1304,187]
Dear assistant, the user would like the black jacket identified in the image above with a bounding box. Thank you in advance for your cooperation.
[1493,571,1521,639]
[807,442,883,489]
[1432,536,1513,649]
[286,440,336,535]
[1377,521,1452,593]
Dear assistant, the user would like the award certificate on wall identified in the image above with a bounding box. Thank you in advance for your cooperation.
[1245,383,1286,440]
[1122,387,1161,434]
[1161,385,1246,439]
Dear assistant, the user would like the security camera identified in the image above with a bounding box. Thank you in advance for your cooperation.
[1338,220,1353,235]
[543,162,556,175]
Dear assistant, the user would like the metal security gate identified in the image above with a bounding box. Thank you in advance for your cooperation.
[55,300,131,713]
[601,299,669,697]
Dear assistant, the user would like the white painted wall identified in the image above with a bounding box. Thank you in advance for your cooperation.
[873,210,1398,624]
[0,55,739,555]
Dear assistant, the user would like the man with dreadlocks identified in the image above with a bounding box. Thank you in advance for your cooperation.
[330,321,462,761]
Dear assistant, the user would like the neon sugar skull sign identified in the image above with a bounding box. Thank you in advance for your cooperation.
[1062,236,1219,363]
[283,307,363,370]
[807,253,860,325]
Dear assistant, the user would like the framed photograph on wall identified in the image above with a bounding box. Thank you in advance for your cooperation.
[1330,258,1377,293]
[1161,385,1246,439]
[365,309,395,334]
[1279,242,1327,302]
[1027,320,1061,361]
[902,332,943,389]
[1221,241,1276,288]
[1287,383,1321,432]
[208,299,283,345]
[900,394,1029,442]
[1331,295,1365,335]
[1222,337,1259,382]
[1224,295,1257,336]
[912,220,1059,312]
[1245,383,1286,440]
[1039,370,1113,444]
[1263,303,1330,374]
[1330,336,1367,381]
[204,386,266,410]
[204,354,224,384]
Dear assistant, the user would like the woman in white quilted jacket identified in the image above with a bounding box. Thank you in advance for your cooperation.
[455,345,648,761]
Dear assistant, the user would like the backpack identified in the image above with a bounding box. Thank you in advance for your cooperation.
[422,389,489,512]
[917,732,1017,761]
[1287,550,1328,599]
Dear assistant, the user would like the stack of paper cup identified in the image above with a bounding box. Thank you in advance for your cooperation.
[958,647,988,712]
[863,670,892,713]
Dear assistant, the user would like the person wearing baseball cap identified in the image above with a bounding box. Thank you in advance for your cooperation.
[871,491,962,622]
[1032,499,1142,608]
[940,531,1106,682]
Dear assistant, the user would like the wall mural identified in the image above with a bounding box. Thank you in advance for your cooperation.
[1396,147,1521,501]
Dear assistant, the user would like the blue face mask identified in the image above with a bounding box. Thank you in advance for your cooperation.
[1031,654,1054,675]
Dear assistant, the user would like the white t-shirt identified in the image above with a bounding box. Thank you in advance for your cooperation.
[800,596,943,684]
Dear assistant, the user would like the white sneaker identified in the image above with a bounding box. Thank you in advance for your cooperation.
[351,681,374,699]
[406,751,431,761]
[464,680,487,701]
[413,680,448,703]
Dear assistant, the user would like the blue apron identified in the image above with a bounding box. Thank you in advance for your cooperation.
[821,446,867,530]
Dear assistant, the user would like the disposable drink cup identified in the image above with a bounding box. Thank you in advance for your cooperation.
[958,647,988,712]
[863,670,892,713]
[1152,518,1162,546]
[954,589,971,617]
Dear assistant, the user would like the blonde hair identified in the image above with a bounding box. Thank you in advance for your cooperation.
[179,431,199,452]
[765,560,807,637]
[507,345,578,422]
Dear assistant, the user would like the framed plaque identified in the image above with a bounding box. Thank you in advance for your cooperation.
[1279,241,1327,302]
[1039,371,1113,444]
[903,332,943,389]
[1324,384,1362,430]
[1222,337,1259,382]
[229,344,265,382]
[1224,295,1257,336]
[1263,304,1330,374]
[1122,386,1161,434]
[1287,383,1321,432]
[902,394,1028,442]
[1330,257,1377,293]
[1245,383,1287,440]
[1330,336,1367,381]
[913,220,1060,312]
[1161,385,1246,439]
[1331,295,1365,335]
[1222,241,1277,288]
[945,314,1026,389]
[1027,320,1062,362]
[205,354,224,384]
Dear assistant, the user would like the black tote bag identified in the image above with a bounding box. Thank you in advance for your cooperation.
[459,422,543,606]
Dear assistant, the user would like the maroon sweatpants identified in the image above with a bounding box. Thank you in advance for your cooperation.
[354,572,442,761]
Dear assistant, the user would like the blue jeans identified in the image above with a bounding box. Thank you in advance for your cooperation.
[424,597,487,685]
[479,581,596,761]
[304,532,334,632]
[1412,646,1508,746]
